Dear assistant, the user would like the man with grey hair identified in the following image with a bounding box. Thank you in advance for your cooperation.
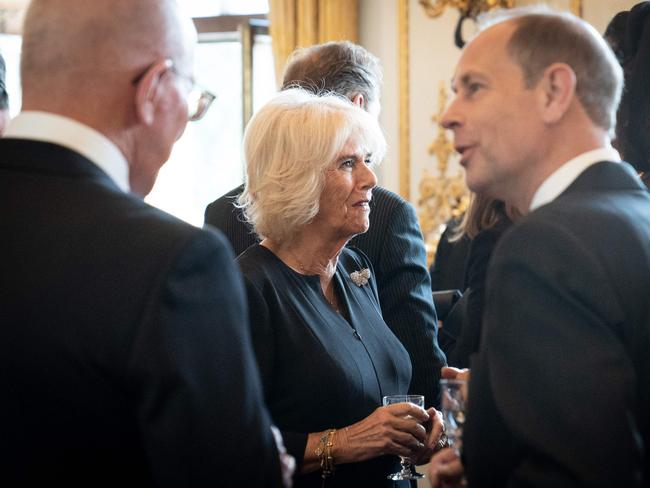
[430,6,650,487]
[205,41,447,409]
[0,1,286,486]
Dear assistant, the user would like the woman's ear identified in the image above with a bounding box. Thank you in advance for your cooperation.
[134,59,172,126]
[538,62,577,124]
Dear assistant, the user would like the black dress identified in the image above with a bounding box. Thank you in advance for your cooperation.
[237,244,413,487]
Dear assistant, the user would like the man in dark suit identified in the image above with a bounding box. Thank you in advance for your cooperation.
[0,1,287,486]
[205,41,447,408]
[430,6,650,487]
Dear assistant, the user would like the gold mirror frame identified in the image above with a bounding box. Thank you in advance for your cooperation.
[419,0,514,19]
[418,0,582,19]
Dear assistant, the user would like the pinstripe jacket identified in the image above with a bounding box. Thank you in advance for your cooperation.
[205,184,447,407]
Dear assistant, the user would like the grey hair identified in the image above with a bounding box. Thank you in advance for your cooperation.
[239,88,386,244]
[477,6,623,133]
[281,41,382,111]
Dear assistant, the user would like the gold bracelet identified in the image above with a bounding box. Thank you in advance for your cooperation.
[314,429,337,479]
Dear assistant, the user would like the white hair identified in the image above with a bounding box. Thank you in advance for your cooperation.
[239,88,386,243]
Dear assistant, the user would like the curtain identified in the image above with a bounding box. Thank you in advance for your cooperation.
[267,0,358,87]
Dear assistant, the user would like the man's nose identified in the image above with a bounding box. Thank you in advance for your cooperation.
[441,99,461,130]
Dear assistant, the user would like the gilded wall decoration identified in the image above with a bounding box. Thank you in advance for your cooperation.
[398,0,411,200]
[419,0,515,47]
[419,0,583,18]
[419,0,514,19]
[418,81,469,265]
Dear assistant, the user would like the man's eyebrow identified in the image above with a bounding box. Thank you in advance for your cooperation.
[457,71,488,88]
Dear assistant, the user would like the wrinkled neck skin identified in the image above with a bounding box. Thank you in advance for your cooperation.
[261,227,351,295]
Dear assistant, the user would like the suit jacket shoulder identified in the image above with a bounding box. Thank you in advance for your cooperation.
[204,183,257,255]
[0,140,282,487]
[466,161,650,486]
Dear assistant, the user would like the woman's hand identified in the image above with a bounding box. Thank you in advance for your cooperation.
[334,403,430,464]
[427,448,466,488]
[411,407,445,465]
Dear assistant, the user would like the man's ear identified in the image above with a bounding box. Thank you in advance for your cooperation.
[351,93,365,109]
[134,59,172,126]
[537,62,577,124]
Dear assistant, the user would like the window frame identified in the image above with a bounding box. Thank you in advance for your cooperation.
[192,14,270,128]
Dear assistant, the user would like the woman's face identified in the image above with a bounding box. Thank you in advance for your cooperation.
[314,133,378,240]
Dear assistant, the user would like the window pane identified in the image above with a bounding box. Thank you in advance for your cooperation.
[146,41,247,226]
[253,34,276,113]
[146,32,276,226]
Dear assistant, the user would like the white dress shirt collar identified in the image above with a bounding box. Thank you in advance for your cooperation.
[4,111,130,192]
[529,146,621,212]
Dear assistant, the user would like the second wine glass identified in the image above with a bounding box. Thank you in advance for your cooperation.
[440,379,467,455]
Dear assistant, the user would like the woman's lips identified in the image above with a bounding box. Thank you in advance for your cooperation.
[352,199,370,209]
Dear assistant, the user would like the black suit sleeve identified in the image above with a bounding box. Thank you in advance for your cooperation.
[127,230,282,487]
[376,200,447,408]
[204,185,258,256]
[466,219,641,487]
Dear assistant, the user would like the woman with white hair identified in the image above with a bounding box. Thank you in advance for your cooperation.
[237,89,444,486]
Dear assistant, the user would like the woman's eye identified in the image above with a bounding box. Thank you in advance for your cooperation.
[341,159,355,169]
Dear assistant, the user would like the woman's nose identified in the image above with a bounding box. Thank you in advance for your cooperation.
[358,161,377,190]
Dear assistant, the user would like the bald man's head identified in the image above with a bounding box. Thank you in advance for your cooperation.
[20,0,198,196]
[21,0,196,108]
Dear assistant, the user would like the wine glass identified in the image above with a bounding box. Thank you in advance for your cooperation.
[382,394,426,481]
[440,379,467,455]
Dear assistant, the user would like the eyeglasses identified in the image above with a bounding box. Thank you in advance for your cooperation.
[132,59,217,122]
[186,86,216,122]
